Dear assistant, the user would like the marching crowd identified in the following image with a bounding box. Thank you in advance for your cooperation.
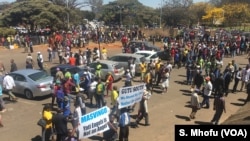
[1,26,250,141]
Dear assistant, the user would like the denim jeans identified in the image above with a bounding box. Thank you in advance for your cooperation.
[201,95,210,108]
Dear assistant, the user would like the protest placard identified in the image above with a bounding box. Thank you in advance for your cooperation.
[79,106,110,139]
[118,83,145,109]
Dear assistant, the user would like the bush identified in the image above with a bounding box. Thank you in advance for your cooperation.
[0,28,16,37]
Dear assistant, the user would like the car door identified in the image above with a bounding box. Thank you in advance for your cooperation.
[12,74,27,94]
[100,63,109,80]
[118,56,129,70]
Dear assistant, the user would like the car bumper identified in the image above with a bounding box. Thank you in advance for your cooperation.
[32,89,53,97]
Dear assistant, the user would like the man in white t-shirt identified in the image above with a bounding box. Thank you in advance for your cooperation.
[3,74,17,102]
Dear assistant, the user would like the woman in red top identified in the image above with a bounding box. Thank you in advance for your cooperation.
[105,72,114,96]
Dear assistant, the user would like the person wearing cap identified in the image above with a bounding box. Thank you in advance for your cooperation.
[55,68,64,82]
[37,51,44,70]
[189,86,200,119]
[105,72,114,96]
[200,76,213,109]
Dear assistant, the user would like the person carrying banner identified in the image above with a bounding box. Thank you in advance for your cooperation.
[105,72,114,97]
[119,108,130,141]
[136,88,151,126]
[103,115,118,141]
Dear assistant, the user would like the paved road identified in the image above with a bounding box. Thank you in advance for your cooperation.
[0,42,248,141]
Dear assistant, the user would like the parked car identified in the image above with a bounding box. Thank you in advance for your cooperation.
[87,60,125,81]
[127,41,161,53]
[157,50,172,61]
[0,69,53,99]
[50,64,95,82]
[134,50,159,62]
[108,53,145,74]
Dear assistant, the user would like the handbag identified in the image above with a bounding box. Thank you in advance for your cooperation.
[37,118,46,128]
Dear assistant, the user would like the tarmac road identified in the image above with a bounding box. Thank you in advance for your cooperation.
[0,42,248,141]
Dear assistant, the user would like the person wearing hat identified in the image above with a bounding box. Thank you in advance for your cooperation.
[37,51,44,70]
[189,86,200,119]
[105,72,114,96]
[200,76,213,109]
[55,67,64,82]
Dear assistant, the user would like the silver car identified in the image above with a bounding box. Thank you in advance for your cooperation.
[108,53,145,74]
[0,69,54,99]
[88,60,125,81]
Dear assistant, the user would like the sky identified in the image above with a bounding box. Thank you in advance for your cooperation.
[0,0,206,9]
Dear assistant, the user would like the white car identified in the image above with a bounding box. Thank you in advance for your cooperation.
[134,50,159,62]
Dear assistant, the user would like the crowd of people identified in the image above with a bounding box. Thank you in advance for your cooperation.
[1,26,250,141]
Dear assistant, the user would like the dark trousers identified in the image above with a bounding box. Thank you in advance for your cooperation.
[211,109,223,125]
[56,133,67,141]
[136,111,149,125]
[224,83,230,96]
[156,72,162,85]
[96,94,105,108]
[38,62,44,70]
[119,126,129,141]
[30,46,33,53]
[201,95,210,108]
[190,106,198,119]
[232,78,240,92]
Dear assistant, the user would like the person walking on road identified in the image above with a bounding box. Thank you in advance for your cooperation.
[211,93,226,125]
[95,78,105,108]
[37,52,44,70]
[3,73,17,102]
[189,88,200,119]
[200,76,213,109]
[10,59,17,72]
[136,88,151,126]
[52,108,68,141]
[119,108,130,141]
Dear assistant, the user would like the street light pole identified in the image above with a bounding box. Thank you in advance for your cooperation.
[96,25,102,60]
[117,6,123,26]
[160,0,163,28]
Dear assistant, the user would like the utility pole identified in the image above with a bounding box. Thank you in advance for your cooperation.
[160,0,163,28]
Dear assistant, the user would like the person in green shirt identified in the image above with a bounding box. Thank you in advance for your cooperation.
[95,61,102,79]
[205,59,211,76]
[95,78,105,108]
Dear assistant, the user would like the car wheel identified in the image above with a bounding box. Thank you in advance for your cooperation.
[24,89,34,99]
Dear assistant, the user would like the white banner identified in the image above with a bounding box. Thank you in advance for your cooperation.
[118,84,145,109]
[79,106,110,139]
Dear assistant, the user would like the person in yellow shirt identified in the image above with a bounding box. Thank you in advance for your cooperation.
[140,60,147,82]
[154,59,162,84]
[144,69,153,92]
[102,47,107,60]
[111,86,119,116]
[42,104,53,141]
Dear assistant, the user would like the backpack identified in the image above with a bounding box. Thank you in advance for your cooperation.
[96,83,105,94]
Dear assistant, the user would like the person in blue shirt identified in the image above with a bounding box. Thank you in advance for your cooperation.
[119,108,130,141]
[56,85,65,109]
[62,96,71,117]
[73,71,80,93]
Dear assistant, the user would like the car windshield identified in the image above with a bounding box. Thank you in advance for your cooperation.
[136,53,151,57]
[28,71,49,81]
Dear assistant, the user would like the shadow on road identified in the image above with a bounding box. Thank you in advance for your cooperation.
[175,115,191,121]
[244,116,250,120]
[180,89,191,93]
[184,105,192,108]
[174,81,186,85]
[88,135,103,141]
[230,102,245,106]
[31,135,41,141]
[178,74,186,77]
[194,121,213,125]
